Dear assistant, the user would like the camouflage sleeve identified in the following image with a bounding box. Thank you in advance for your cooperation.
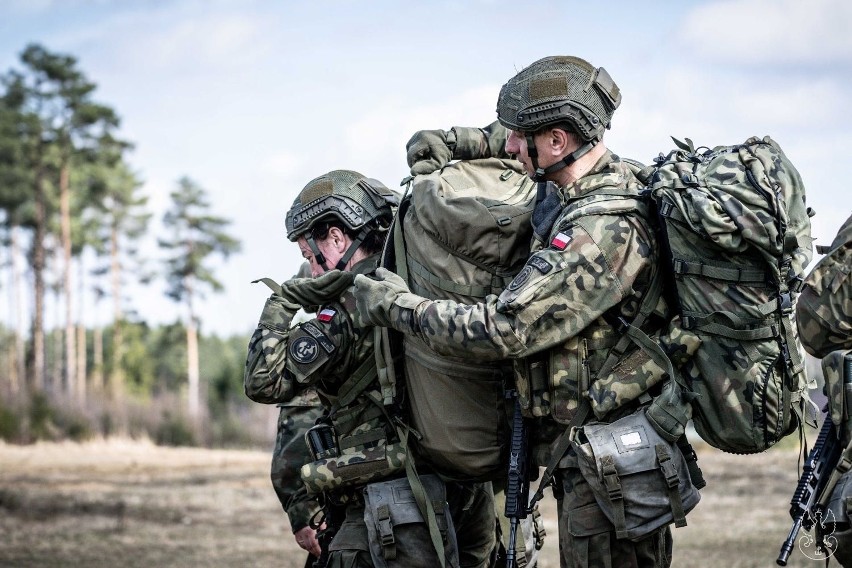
[270,402,324,532]
[451,121,510,161]
[408,214,653,360]
[797,216,852,358]
[244,294,355,404]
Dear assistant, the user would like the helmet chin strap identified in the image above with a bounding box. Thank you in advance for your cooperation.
[526,133,598,182]
[306,236,330,272]
[306,228,370,272]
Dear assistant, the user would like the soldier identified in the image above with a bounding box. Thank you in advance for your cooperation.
[245,170,494,568]
[797,213,852,566]
[797,213,852,358]
[354,56,680,567]
[267,262,325,562]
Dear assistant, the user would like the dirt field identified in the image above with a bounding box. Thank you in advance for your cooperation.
[0,438,830,567]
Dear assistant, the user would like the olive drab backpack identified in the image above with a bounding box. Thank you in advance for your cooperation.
[637,135,814,454]
[380,157,538,480]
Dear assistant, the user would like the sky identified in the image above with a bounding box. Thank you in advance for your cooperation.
[0,0,850,337]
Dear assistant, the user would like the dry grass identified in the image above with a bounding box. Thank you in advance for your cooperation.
[0,438,829,567]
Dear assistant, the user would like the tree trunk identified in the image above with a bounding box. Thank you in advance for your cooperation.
[76,260,86,403]
[186,318,200,421]
[12,227,25,394]
[60,159,76,398]
[32,165,46,391]
[186,274,200,422]
[109,223,123,399]
[93,326,103,391]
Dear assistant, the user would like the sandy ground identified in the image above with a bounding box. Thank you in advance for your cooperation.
[0,438,831,567]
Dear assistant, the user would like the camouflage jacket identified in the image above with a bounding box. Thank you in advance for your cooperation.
[797,213,852,358]
[244,255,379,404]
[399,150,660,428]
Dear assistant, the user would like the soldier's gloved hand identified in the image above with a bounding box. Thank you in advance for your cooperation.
[406,129,453,176]
[280,270,355,310]
[353,267,427,330]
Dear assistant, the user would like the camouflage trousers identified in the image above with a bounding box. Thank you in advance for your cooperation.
[554,464,672,568]
[325,478,496,568]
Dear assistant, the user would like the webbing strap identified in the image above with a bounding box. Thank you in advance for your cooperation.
[361,391,447,567]
[407,255,510,299]
[671,257,768,284]
[253,277,284,296]
[528,400,591,512]
[336,353,379,408]
[656,444,687,528]
[393,416,447,568]
[601,455,628,539]
[377,503,397,559]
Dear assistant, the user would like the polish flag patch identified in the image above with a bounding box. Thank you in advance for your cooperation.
[317,308,336,322]
[551,232,572,250]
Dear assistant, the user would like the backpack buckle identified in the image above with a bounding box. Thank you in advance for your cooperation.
[779,292,793,314]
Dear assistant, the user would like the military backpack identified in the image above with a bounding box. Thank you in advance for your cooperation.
[637,135,814,454]
[381,157,538,480]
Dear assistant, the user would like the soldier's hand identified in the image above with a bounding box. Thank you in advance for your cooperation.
[280,270,355,310]
[353,268,425,330]
[293,525,321,558]
[406,129,453,176]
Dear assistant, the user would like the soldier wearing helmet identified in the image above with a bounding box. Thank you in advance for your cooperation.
[246,170,496,568]
[356,56,690,567]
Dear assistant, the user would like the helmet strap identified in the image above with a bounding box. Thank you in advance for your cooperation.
[531,139,598,182]
[306,237,330,272]
[333,228,368,271]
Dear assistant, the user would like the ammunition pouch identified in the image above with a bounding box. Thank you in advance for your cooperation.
[362,474,460,568]
[571,408,701,541]
[300,400,406,495]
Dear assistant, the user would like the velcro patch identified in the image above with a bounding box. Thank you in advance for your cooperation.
[302,322,335,354]
[551,232,572,250]
[507,266,533,291]
[289,336,319,364]
[527,256,553,274]
[317,308,336,322]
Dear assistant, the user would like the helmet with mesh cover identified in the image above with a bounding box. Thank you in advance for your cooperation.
[496,55,621,141]
[495,56,622,181]
[286,170,399,271]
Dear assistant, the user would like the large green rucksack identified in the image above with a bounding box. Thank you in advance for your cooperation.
[636,135,814,454]
[381,157,537,480]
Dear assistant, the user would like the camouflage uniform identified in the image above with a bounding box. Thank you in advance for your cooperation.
[246,255,386,567]
[271,390,324,534]
[797,213,852,567]
[798,212,852,358]
[356,149,672,567]
[246,254,494,568]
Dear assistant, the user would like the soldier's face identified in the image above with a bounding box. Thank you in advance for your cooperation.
[506,129,539,178]
[297,229,350,276]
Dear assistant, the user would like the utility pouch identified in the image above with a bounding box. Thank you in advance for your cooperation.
[571,408,701,541]
[363,474,460,568]
[300,440,406,495]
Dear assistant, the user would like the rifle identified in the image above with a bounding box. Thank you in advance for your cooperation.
[777,353,852,566]
[504,390,531,568]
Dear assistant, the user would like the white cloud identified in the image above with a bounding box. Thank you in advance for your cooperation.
[680,0,852,65]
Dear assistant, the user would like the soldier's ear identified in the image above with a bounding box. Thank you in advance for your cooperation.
[549,127,575,156]
[327,226,349,253]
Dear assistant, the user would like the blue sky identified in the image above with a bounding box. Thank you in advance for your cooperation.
[1,0,850,336]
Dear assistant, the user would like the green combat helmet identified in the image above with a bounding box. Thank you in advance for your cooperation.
[285,170,399,271]
[496,55,622,181]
